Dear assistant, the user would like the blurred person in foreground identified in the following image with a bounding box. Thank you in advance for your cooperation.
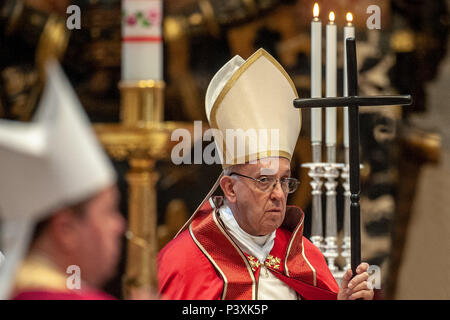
[0,61,125,300]
[158,49,374,300]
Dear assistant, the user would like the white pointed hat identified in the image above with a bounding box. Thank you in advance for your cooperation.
[205,48,301,168]
[0,61,116,299]
[176,49,301,237]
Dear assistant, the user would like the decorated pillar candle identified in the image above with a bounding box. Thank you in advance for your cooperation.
[122,0,163,81]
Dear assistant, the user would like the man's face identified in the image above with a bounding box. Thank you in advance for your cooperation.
[225,157,291,236]
[74,186,125,287]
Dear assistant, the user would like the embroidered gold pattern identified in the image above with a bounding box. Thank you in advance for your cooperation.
[265,255,281,270]
[246,255,261,272]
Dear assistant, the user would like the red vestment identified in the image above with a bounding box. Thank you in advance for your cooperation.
[13,289,115,300]
[158,197,339,300]
[10,254,115,300]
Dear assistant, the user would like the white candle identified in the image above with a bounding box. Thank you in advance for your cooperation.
[122,0,163,81]
[326,11,337,146]
[311,3,322,144]
[343,12,355,148]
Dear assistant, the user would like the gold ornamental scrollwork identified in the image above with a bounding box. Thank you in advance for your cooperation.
[94,80,196,298]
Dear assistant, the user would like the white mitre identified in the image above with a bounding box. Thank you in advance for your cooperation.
[205,48,301,168]
[176,49,301,237]
[0,61,116,299]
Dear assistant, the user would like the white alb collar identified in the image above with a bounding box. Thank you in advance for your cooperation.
[219,204,276,263]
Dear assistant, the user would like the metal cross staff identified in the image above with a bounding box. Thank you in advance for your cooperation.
[294,38,412,276]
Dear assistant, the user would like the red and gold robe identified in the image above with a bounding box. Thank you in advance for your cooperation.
[158,197,339,300]
[11,254,115,300]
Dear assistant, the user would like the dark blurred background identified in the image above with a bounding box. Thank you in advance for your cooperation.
[0,0,448,299]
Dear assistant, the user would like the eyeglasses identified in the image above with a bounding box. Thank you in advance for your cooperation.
[229,172,300,194]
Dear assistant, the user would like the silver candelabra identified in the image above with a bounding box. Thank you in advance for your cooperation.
[302,145,350,283]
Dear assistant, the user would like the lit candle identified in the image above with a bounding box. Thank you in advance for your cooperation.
[326,11,337,147]
[343,12,355,148]
[122,0,163,81]
[311,3,322,144]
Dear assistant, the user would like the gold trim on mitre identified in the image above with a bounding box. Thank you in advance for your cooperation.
[208,48,302,168]
[210,49,299,123]
[221,150,292,169]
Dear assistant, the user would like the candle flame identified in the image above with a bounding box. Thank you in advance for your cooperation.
[313,3,319,18]
[329,11,335,22]
[346,12,353,23]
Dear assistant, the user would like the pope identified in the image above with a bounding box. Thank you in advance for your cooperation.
[158,49,374,300]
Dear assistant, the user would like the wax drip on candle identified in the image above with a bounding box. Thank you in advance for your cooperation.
[313,3,320,21]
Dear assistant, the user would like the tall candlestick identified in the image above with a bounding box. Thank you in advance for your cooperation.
[308,3,324,250]
[311,3,322,146]
[323,11,339,273]
[122,0,163,80]
[343,13,355,148]
[326,11,337,149]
